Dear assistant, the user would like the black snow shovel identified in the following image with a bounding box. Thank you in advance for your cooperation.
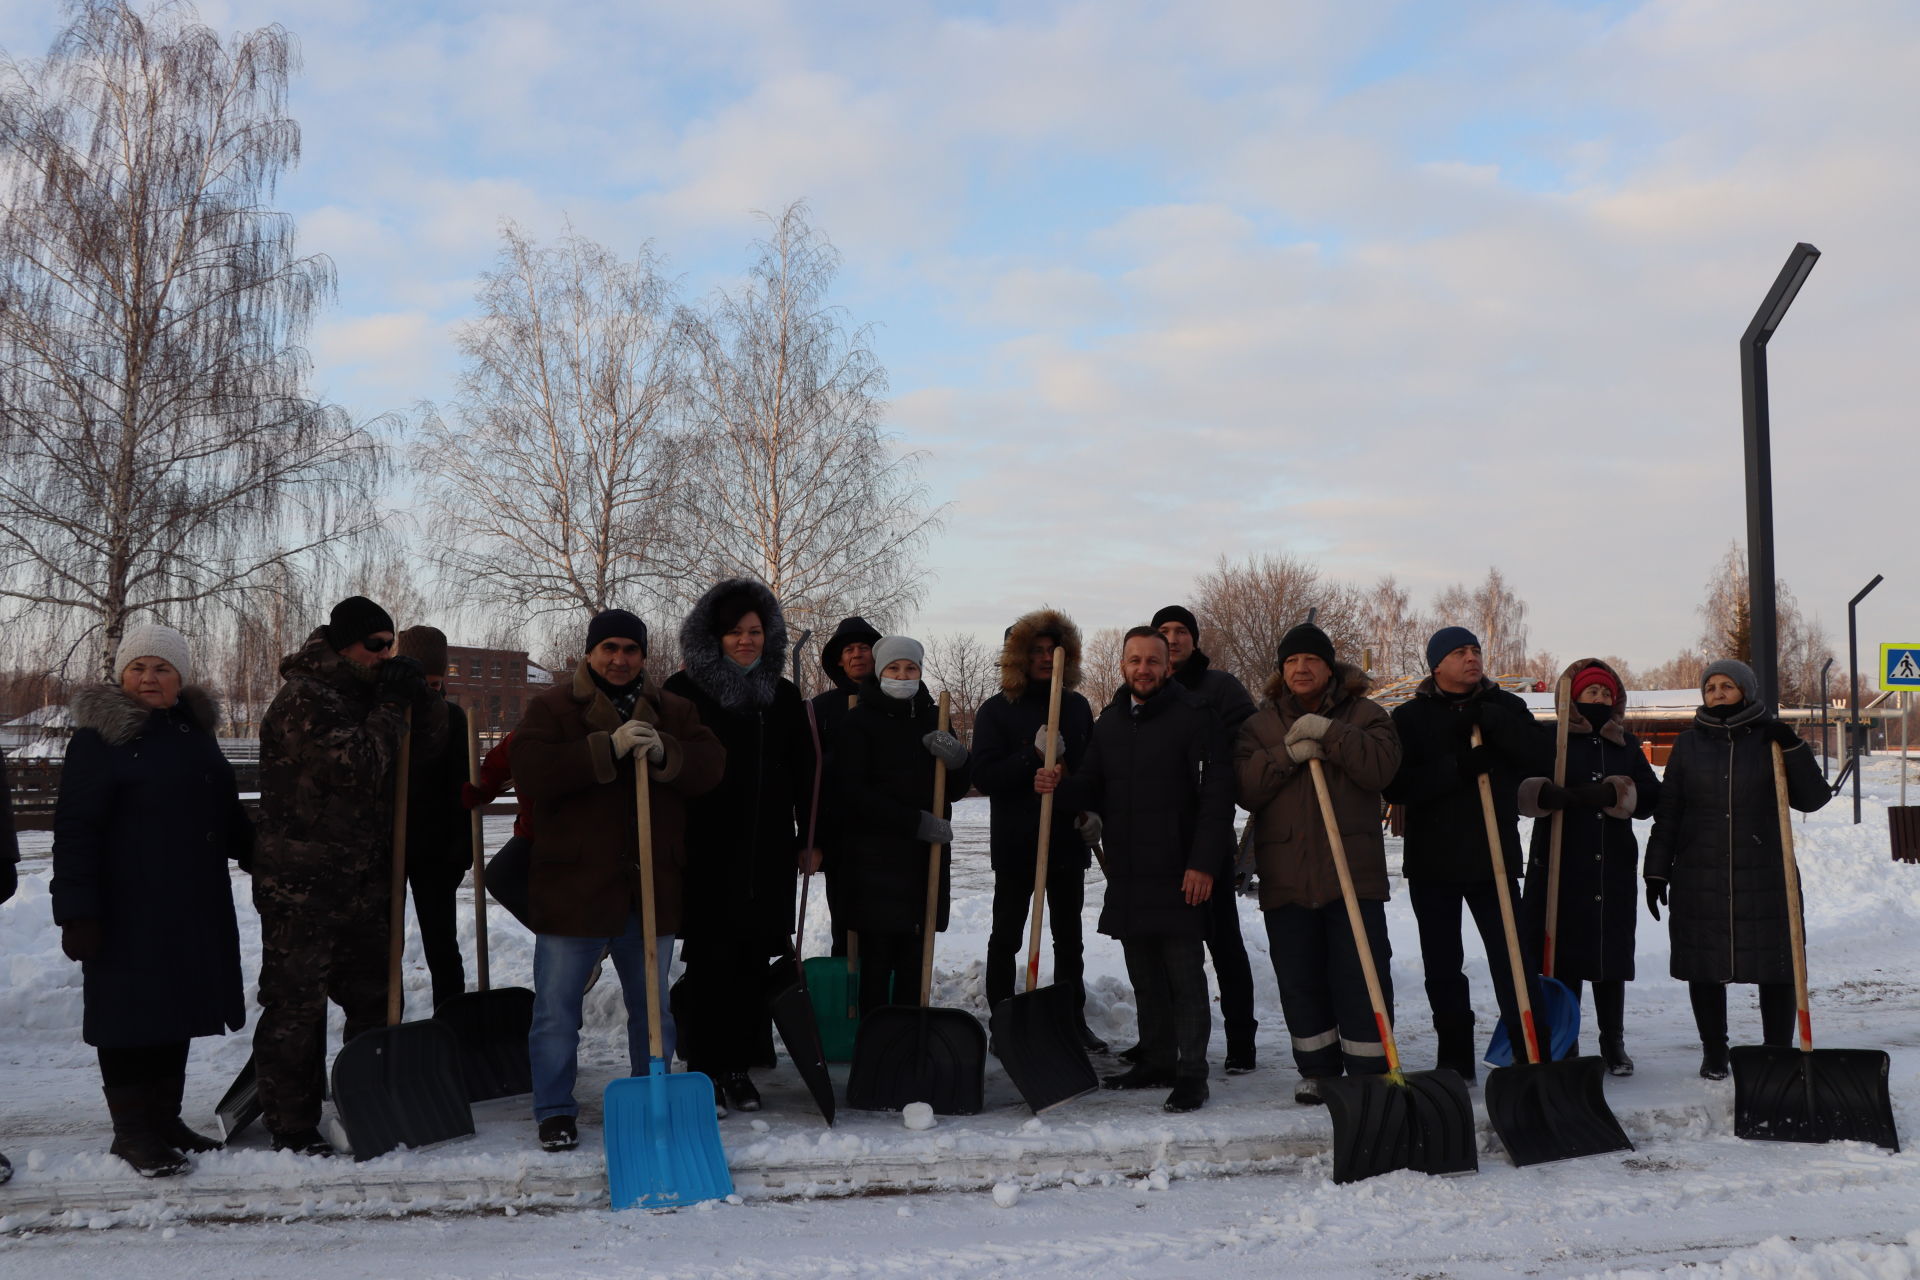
[1473,727,1631,1167]
[988,648,1098,1114]
[331,707,475,1160]
[213,1054,260,1143]
[432,711,534,1101]
[1730,744,1899,1151]
[764,698,836,1125]
[1310,759,1477,1184]
[846,692,987,1115]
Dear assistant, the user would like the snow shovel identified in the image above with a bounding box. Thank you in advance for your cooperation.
[846,692,987,1114]
[212,1054,260,1142]
[605,758,733,1209]
[806,691,864,1062]
[1309,759,1477,1184]
[988,648,1098,1114]
[1730,744,1899,1151]
[764,699,835,1125]
[433,710,534,1101]
[1487,675,1581,1067]
[1473,727,1631,1167]
[332,706,476,1161]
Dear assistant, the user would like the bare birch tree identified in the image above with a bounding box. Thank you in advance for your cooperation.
[1430,567,1530,675]
[1190,553,1364,691]
[679,202,936,639]
[922,630,998,741]
[1695,542,1833,706]
[0,2,387,678]
[1352,574,1429,680]
[414,224,687,640]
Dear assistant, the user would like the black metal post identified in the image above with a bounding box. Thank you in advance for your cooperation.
[1819,656,1834,780]
[1847,575,1883,824]
[1740,242,1821,711]
[790,628,814,694]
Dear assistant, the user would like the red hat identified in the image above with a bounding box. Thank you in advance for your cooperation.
[1570,665,1622,705]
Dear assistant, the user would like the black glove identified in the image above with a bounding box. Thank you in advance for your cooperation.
[61,917,103,962]
[1566,780,1617,809]
[376,654,428,706]
[1645,877,1668,921]
[1763,720,1801,749]
[1534,781,1572,810]
[1457,745,1496,781]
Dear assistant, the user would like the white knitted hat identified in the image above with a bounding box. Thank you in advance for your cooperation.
[115,623,191,683]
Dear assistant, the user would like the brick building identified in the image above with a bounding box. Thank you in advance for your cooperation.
[443,645,553,737]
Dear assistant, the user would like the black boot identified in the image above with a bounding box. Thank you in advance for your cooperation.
[151,1074,223,1153]
[1224,1035,1257,1076]
[1434,1013,1477,1086]
[1599,1034,1634,1078]
[105,1086,189,1177]
[1699,1041,1730,1080]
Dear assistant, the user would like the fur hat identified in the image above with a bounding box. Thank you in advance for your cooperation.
[397,625,449,676]
[873,636,924,672]
[115,623,191,683]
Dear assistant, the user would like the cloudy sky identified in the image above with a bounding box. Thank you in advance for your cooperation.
[5,0,1917,677]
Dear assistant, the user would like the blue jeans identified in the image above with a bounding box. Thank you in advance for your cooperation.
[530,913,676,1121]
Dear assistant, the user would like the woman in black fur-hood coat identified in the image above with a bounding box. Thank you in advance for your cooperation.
[665,578,817,1093]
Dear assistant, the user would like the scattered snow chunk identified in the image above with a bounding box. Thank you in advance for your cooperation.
[503,1206,518,1217]
[1147,1169,1170,1192]
[1022,1117,1044,1133]
[749,1119,770,1133]
[896,1205,913,1218]
[162,1228,177,1241]
[902,1102,937,1131]
[725,1194,743,1206]
[992,1181,1021,1208]
[26,1150,46,1172]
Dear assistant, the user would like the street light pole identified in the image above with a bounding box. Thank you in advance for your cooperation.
[1741,242,1821,711]
[1847,574,1883,824]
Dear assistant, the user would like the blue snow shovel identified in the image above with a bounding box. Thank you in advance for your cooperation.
[605,759,732,1210]
[1487,676,1580,1067]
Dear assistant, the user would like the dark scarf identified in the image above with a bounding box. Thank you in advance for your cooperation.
[590,668,643,719]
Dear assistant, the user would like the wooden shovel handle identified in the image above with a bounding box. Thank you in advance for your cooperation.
[387,706,413,1027]
[920,692,951,1009]
[1544,674,1571,978]
[1026,648,1065,993]
[466,710,489,993]
[1773,742,1814,1052]
[1473,726,1541,1065]
[1308,758,1401,1074]
[635,757,664,1064]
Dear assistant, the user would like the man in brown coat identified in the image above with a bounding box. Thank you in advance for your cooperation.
[511,609,725,1152]
[1234,623,1400,1104]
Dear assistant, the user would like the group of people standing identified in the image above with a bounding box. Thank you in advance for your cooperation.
[30,580,1833,1173]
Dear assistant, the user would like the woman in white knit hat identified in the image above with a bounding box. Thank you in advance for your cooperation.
[50,624,254,1177]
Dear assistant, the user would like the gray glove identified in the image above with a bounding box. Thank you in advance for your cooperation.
[612,720,664,762]
[922,730,969,768]
[1285,713,1333,744]
[1286,738,1324,764]
[1074,811,1103,846]
[1033,726,1060,758]
[916,811,953,845]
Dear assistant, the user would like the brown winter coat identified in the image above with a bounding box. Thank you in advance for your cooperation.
[1234,663,1401,910]
[511,660,725,938]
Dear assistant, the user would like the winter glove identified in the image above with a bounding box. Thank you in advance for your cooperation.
[61,917,103,962]
[1566,780,1617,809]
[1645,877,1668,921]
[1285,737,1324,764]
[922,730,969,768]
[1074,811,1103,846]
[1285,713,1333,744]
[612,720,664,762]
[376,654,428,706]
[1456,744,1496,781]
[915,811,953,845]
[1033,726,1062,759]
[1763,720,1801,750]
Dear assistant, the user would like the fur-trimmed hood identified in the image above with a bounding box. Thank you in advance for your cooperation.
[677,577,789,712]
[1557,658,1629,746]
[69,682,219,747]
[1000,607,1083,699]
[1261,660,1371,711]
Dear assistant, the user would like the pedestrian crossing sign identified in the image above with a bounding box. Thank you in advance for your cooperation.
[1884,644,1920,689]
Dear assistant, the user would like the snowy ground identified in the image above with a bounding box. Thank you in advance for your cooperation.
[4,756,1919,1278]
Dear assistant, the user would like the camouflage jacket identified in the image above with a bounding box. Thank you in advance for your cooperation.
[253,628,446,902]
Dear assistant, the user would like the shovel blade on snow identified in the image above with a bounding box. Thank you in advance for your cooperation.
[767,960,836,1126]
[988,985,1098,1115]
[604,1067,733,1210]
[329,1021,474,1161]
[432,987,535,1102]
[1484,1055,1631,1167]
[1322,1068,1479,1184]
[1730,1045,1899,1152]
[846,1005,986,1115]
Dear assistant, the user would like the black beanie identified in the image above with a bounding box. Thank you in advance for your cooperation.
[1276,622,1336,670]
[326,596,396,651]
[1151,605,1199,644]
[585,609,649,655]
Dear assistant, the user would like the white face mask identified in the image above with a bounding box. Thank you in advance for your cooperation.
[879,677,919,701]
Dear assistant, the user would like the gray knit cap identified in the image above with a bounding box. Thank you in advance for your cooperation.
[1701,658,1759,704]
[116,623,191,684]
[872,635,924,673]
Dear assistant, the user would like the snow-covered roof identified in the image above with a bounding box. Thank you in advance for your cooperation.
[526,664,554,685]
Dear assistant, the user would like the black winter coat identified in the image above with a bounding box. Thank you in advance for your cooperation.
[1059,681,1236,941]
[1,752,18,905]
[405,696,473,886]
[828,679,972,934]
[1171,652,1256,733]
[1518,704,1661,983]
[50,686,252,1047]
[1643,702,1830,983]
[972,686,1094,876]
[1384,678,1552,883]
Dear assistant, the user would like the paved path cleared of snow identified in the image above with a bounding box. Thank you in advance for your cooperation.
[4,759,1919,1279]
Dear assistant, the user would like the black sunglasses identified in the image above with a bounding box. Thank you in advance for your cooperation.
[361,635,394,653]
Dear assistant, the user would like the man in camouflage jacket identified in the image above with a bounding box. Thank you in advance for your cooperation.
[251,596,443,1155]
